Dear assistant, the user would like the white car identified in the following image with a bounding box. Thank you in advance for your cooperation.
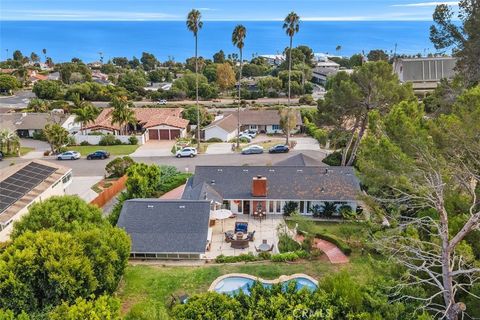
[241,145,264,155]
[57,151,81,160]
[158,99,167,105]
[176,147,197,158]
[238,134,253,142]
[243,129,257,138]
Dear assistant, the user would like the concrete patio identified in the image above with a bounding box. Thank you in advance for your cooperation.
[205,214,284,259]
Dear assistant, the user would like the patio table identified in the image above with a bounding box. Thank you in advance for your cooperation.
[258,243,271,252]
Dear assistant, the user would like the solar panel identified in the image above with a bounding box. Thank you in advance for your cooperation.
[0,162,57,214]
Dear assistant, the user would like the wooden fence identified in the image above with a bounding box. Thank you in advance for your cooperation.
[90,175,127,208]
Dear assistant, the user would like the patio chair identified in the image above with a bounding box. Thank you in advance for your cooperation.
[268,244,274,252]
[246,231,255,241]
[234,222,248,234]
[231,239,249,249]
[224,232,234,243]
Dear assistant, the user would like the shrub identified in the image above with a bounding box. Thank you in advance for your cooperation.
[158,173,192,194]
[322,151,342,166]
[301,235,314,253]
[80,141,90,146]
[128,136,138,145]
[299,94,314,105]
[32,130,46,141]
[207,137,223,143]
[105,156,135,178]
[282,201,298,216]
[315,233,352,255]
[215,253,258,263]
[339,205,355,219]
[270,252,299,262]
[278,234,301,253]
[99,135,121,146]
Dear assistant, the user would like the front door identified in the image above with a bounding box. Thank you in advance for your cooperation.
[243,200,250,215]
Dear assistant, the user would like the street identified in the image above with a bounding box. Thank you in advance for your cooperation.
[0,149,327,177]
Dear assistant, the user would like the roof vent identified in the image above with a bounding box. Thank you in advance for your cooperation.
[257,175,263,179]
[243,169,249,172]
[147,205,154,208]
[297,169,303,172]
[211,179,215,185]
[321,187,325,193]
[324,168,329,174]
[217,169,223,172]
[268,169,275,172]
[179,205,186,209]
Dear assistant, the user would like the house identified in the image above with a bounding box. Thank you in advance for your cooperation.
[0,112,73,138]
[117,199,211,259]
[27,70,48,84]
[84,107,189,141]
[203,109,303,142]
[259,54,285,66]
[274,153,325,166]
[0,160,72,241]
[393,57,457,94]
[182,165,360,215]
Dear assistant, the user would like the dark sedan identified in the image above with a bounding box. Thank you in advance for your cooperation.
[86,150,110,160]
[269,144,290,153]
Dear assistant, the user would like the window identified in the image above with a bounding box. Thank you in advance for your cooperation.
[272,125,280,130]
[250,125,257,129]
[237,201,243,213]
[222,200,231,210]
[300,201,305,213]
[269,201,274,213]
[62,172,72,184]
[276,201,281,213]
[307,201,311,213]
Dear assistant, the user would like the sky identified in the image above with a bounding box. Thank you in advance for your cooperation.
[0,0,459,21]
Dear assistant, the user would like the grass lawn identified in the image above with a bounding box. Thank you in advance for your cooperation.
[3,147,35,158]
[117,257,373,319]
[67,145,139,156]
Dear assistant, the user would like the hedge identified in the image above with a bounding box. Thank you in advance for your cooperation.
[314,233,352,255]
[215,250,309,264]
[304,122,328,146]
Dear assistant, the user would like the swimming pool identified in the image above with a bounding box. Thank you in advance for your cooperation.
[210,273,318,295]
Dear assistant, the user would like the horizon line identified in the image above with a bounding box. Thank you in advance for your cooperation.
[1,18,436,22]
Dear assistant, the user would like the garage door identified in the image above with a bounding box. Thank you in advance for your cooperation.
[149,129,159,140]
[170,129,180,139]
[159,130,170,139]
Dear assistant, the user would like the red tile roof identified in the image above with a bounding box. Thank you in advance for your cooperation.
[86,108,189,131]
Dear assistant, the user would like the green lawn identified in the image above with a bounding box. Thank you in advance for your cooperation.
[3,147,35,158]
[67,145,139,156]
[118,257,373,319]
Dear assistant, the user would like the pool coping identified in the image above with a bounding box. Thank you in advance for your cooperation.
[208,273,318,292]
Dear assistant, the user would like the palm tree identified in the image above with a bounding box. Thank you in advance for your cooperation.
[186,9,203,149]
[110,97,136,135]
[232,24,247,149]
[0,129,20,155]
[42,48,47,62]
[28,98,49,113]
[74,104,98,135]
[44,124,69,154]
[335,45,342,56]
[283,12,300,105]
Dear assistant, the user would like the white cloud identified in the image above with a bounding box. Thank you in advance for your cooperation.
[392,1,458,7]
[1,9,180,20]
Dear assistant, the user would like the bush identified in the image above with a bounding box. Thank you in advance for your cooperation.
[339,205,355,219]
[322,151,342,166]
[270,252,299,262]
[80,141,90,146]
[207,137,223,143]
[158,173,192,194]
[215,253,259,263]
[315,233,352,255]
[99,135,121,146]
[278,234,301,253]
[128,136,138,145]
[282,201,298,216]
[105,156,135,178]
[32,130,46,141]
[305,122,328,146]
[299,94,315,105]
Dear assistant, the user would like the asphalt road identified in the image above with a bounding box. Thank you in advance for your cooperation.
[0,150,327,177]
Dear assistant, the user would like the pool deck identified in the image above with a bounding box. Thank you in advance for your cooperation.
[208,273,319,291]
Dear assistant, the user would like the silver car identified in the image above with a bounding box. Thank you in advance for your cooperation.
[241,145,264,155]
[57,151,81,160]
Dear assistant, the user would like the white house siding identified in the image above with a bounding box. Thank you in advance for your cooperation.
[265,125,301,135]
[0,171,72,242]
[204,126,237,142]
[74,133,145,145]
[61,115,81,134]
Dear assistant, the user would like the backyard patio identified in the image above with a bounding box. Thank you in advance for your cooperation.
[205,214,285,259]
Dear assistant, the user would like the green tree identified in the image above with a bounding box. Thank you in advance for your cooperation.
[216,62,236,91]
[186,9,203,150]
[0,230,98,314]
[105,156,135,178]
[11,195,106,239]
[320,61,414,166]
[32,79,62,99]
[148,69,164,82]
[349,53,364,67]
[203,64,218,82]
[140,52,158,71]
[430,1,480,86]
[74,103,99,134]
[28,98,49,112]
[213,49,226,63]
[367,49,389,61]
[0,74,21,93]
[0,128,20,156]
[29,52,40,63]
[117,69,147,93]
[44,123,69,153]
[12,50,23,61]
[283,12,300,105]
[110,96,137,135]
[125,163,161,198]
[49,295,121,320]
[279,107,297,145]
[232,24,247,148]
[112,57,129,68]
[182,105,213,126]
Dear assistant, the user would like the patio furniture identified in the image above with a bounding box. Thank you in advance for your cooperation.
[246,231,255,241]
[224,232,234,243]
[236,232,245,240]
[231,239,249,249]
[235,222,248,233]
[257,242,274,252]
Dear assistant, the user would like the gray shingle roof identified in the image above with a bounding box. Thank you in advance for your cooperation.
[274,153,326,167]
[117,199,211,254]
[182,166,360,201]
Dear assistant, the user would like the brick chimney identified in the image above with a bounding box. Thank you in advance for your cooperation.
[252,175,267,197]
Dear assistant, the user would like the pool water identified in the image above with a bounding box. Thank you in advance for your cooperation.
[214,276,317,295]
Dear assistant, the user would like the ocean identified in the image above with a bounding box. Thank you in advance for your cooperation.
[0,21,437,63]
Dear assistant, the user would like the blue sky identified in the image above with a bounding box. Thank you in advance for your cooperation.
[1,0,458,21]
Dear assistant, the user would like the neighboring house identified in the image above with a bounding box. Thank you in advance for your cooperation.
[0,160,72,241]
[92,70,112,85]
[117,199,211,260]
[0,112,72,138]
[85,107,189,141]
[28,70,48,84]
[143,82,172,91]
[182,164,360,216]
[47,71,60,81]
[203,110,303,142]
[259,54,285,66]
[393,57,457,94]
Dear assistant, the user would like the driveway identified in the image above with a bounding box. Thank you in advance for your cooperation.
[66,176,103,202]
[20,139,51,159]
[293,137,320,151]
[130,140,175,157]
[205,143,234,155]
[0,90,35,109]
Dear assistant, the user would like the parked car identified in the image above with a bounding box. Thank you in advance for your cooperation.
[86,150,110,160]
[176,147,197,158]
[243,129,257,138]
[241,145,264,155]
[0,151,3,161]
[158,99,167,105]
[238,134,252,142]
[57,151,81,160]
[269,144,290,153]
